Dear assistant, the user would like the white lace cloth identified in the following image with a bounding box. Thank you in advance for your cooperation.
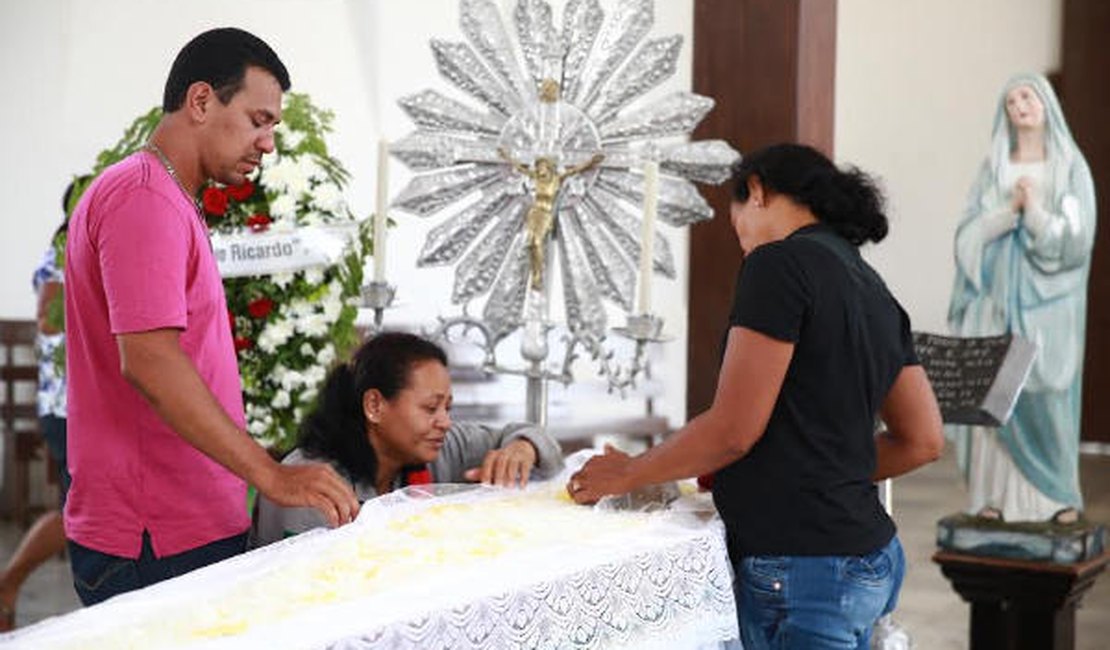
[4,478,738,650]
[333,529,736,650]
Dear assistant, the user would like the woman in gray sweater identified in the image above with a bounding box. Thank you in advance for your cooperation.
[253,332,563,547]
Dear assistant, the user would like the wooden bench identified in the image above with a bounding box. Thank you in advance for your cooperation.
[1,319,49,528]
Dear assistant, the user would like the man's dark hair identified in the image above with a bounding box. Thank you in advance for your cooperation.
[162,27,291,112]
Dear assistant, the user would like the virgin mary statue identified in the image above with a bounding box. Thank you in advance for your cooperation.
[948,73,1097,522]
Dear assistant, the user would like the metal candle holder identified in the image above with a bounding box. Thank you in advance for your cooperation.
[360,280,397,331]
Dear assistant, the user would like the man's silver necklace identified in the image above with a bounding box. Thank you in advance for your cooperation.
[144,141,205,223]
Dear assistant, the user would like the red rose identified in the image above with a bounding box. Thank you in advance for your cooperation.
[234,336,254,351]
[245,213,272,233]
[247,297,274,319]
[226,180,254,201]
[202,187,228,216]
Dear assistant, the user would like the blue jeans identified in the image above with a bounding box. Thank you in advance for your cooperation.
[68,531,247,606]
[734,536,905,650]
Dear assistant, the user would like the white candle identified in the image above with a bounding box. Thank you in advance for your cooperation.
[373,139,390,283]
[637,161,659,314]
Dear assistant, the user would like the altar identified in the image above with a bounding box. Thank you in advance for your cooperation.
[0,478,738,649]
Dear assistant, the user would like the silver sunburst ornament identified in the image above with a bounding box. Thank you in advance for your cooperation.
[391,0,739,344]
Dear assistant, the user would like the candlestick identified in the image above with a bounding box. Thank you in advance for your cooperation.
[637,160,659,314]
[373,139,389,282]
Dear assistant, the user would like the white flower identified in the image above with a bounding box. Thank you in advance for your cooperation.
[248,420,268,436]
[278,124,305,150]
[304,267,325,286]
[258,433,279,448]
[261,155,311,197]
[305,365,327,386]
[318,344,336,367]
[300,342,314,356]
[298,313,330,338]
[289,299,314,319]
[271,390,291,409]
[322,295,343,321]
[311,182,346,214]
[258,319,294,353]
[269,193,298,220]
[271,272,295,289]
[327,281,343,299]
[296,155,327,183]
[280,369,305,392]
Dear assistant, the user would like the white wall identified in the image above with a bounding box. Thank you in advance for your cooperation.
[0,0,382,315]
[836,0,1063,332]
[0,0,694,427]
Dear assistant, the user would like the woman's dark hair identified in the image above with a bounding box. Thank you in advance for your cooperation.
[732,143,888,245]
[162,27,291,112]
[297,332,449,484]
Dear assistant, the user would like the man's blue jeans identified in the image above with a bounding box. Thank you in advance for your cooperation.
[68,531,247,606]
[734,536,905,650]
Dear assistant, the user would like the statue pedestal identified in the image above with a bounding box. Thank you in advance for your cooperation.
[936,513,1106,563]
[933,550,1109,650]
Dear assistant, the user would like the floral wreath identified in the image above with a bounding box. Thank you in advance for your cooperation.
[60,94,372,451]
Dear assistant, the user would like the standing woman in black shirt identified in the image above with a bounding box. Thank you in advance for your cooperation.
[569,144,944,649]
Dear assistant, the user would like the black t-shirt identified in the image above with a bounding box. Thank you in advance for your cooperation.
[712,223,919,558]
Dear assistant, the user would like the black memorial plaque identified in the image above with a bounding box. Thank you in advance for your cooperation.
[913,332,1036,426]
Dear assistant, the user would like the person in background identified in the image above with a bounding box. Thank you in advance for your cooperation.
[253,332,564,546]
[568,144,944,649]
[0,181,81,630]
[947,73,1096,524]
[62,28,358,606]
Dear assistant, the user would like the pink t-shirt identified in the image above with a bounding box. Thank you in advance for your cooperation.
[64,151,249,559]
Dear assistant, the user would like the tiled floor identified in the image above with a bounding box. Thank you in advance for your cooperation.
[1,448,1107,647]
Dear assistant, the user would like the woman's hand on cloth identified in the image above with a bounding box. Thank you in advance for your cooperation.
[464,438,538,487]
[567,445,634,505]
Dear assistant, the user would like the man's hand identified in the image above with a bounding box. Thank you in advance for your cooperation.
[567,445,634,505]
[257,462,360,527]
[463,439,537,487]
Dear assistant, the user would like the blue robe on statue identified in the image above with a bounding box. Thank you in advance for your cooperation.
[947,73,1097,519]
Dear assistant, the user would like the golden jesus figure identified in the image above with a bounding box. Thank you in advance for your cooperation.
[498,148,605,290]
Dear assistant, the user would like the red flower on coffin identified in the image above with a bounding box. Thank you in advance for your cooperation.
[202,187,228,216]
[234,336,254,351]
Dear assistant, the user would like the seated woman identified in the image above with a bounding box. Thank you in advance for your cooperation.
[253,332,564,546]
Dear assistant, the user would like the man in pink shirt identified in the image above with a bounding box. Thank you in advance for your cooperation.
[64,28,359,606]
